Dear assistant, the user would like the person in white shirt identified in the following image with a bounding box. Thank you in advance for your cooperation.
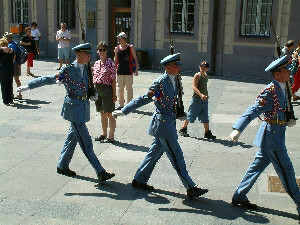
[56,23,71,70]
[31,22,41,58]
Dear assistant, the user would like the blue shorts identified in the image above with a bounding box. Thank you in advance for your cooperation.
[187,97,209,123]
[58,47,70,60]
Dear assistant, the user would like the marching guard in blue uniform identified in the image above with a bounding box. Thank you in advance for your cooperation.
[17,43,115,182]
[229,56,300,218]
[113,53,208,198]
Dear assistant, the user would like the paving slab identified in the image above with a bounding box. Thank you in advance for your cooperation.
[0,213,26,225]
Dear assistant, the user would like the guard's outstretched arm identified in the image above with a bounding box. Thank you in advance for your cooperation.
[229,89,273,142]
[17,74,58,92]
[113,80,160,118]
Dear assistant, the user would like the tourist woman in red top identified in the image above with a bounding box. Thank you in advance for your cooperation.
[93,41,117,143]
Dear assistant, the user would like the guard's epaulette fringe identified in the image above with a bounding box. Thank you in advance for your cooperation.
[257,84,286,121]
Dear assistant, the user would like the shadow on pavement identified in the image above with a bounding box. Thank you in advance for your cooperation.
[31,75,41,78]
[12,98,51,104]
[153,188,186,198]
[9,99,52,109]
[65,181,170,205]
[10,102,41,109]
[159,198,298,223]
[66,180,298,223]
[66,179,188,202]
[72,175,99,183]
[257,206,298,221]
[159,198,271,224]
[190,136,253,148]
[113,140,149,152]
[292,102,300,106]
[24,99,52,105]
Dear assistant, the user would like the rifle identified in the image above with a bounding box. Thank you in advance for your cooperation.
[285,82,297,122]
[166,18,175,54]
[166,17,185,118]
[76,5,96,99]
[270,16,281,58]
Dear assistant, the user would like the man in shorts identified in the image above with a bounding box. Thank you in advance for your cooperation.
[56,23,71,70]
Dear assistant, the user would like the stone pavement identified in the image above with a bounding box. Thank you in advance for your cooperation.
[1,60,300,225]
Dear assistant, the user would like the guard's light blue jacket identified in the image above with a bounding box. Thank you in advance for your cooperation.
[233,80,286,148]
[28,61,90,123]
[122,73,178,140]
[60,61,90,123]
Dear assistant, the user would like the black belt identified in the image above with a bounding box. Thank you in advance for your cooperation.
[156,108,175,116]
[67,93,88,100]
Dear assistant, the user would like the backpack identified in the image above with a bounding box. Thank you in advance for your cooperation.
[16,44,29,64]
[129,45,136,75]
[11,41,28,64]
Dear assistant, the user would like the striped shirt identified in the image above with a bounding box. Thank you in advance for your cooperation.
[93,58,116,85]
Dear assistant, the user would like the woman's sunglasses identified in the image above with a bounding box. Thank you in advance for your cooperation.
[98,48,107,52]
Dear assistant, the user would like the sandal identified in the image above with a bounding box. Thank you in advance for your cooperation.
[293,95,300,102]
[104,138,115,143]
[95,135,106,141]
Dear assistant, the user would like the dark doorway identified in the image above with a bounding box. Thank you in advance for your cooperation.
[111,0,131,52]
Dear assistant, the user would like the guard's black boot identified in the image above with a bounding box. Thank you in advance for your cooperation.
[132,179,154,191]
[187,187,209,199]
[204,130,216,139]
[231,199,258,209]
[57,167,76,177]
[98,171,115,182]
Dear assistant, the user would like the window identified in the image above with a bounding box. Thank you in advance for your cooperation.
[240,0,273,37]
[11,0,28,24]
[170,0,195,34]
[57,0,75,28]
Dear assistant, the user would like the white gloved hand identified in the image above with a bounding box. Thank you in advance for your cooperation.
[112,110,124,118]
[287,119,296,127]
[56,80,63,86]
[16,85,30,93]
[89,94,98,101]
[229,129,241,142]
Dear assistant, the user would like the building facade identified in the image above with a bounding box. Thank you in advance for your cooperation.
[0,0,299,79]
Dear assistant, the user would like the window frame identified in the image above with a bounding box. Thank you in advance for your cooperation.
[169,0,195,34]
[57,0,76,29]
[240,0,273,37]
[11,0,28,25]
